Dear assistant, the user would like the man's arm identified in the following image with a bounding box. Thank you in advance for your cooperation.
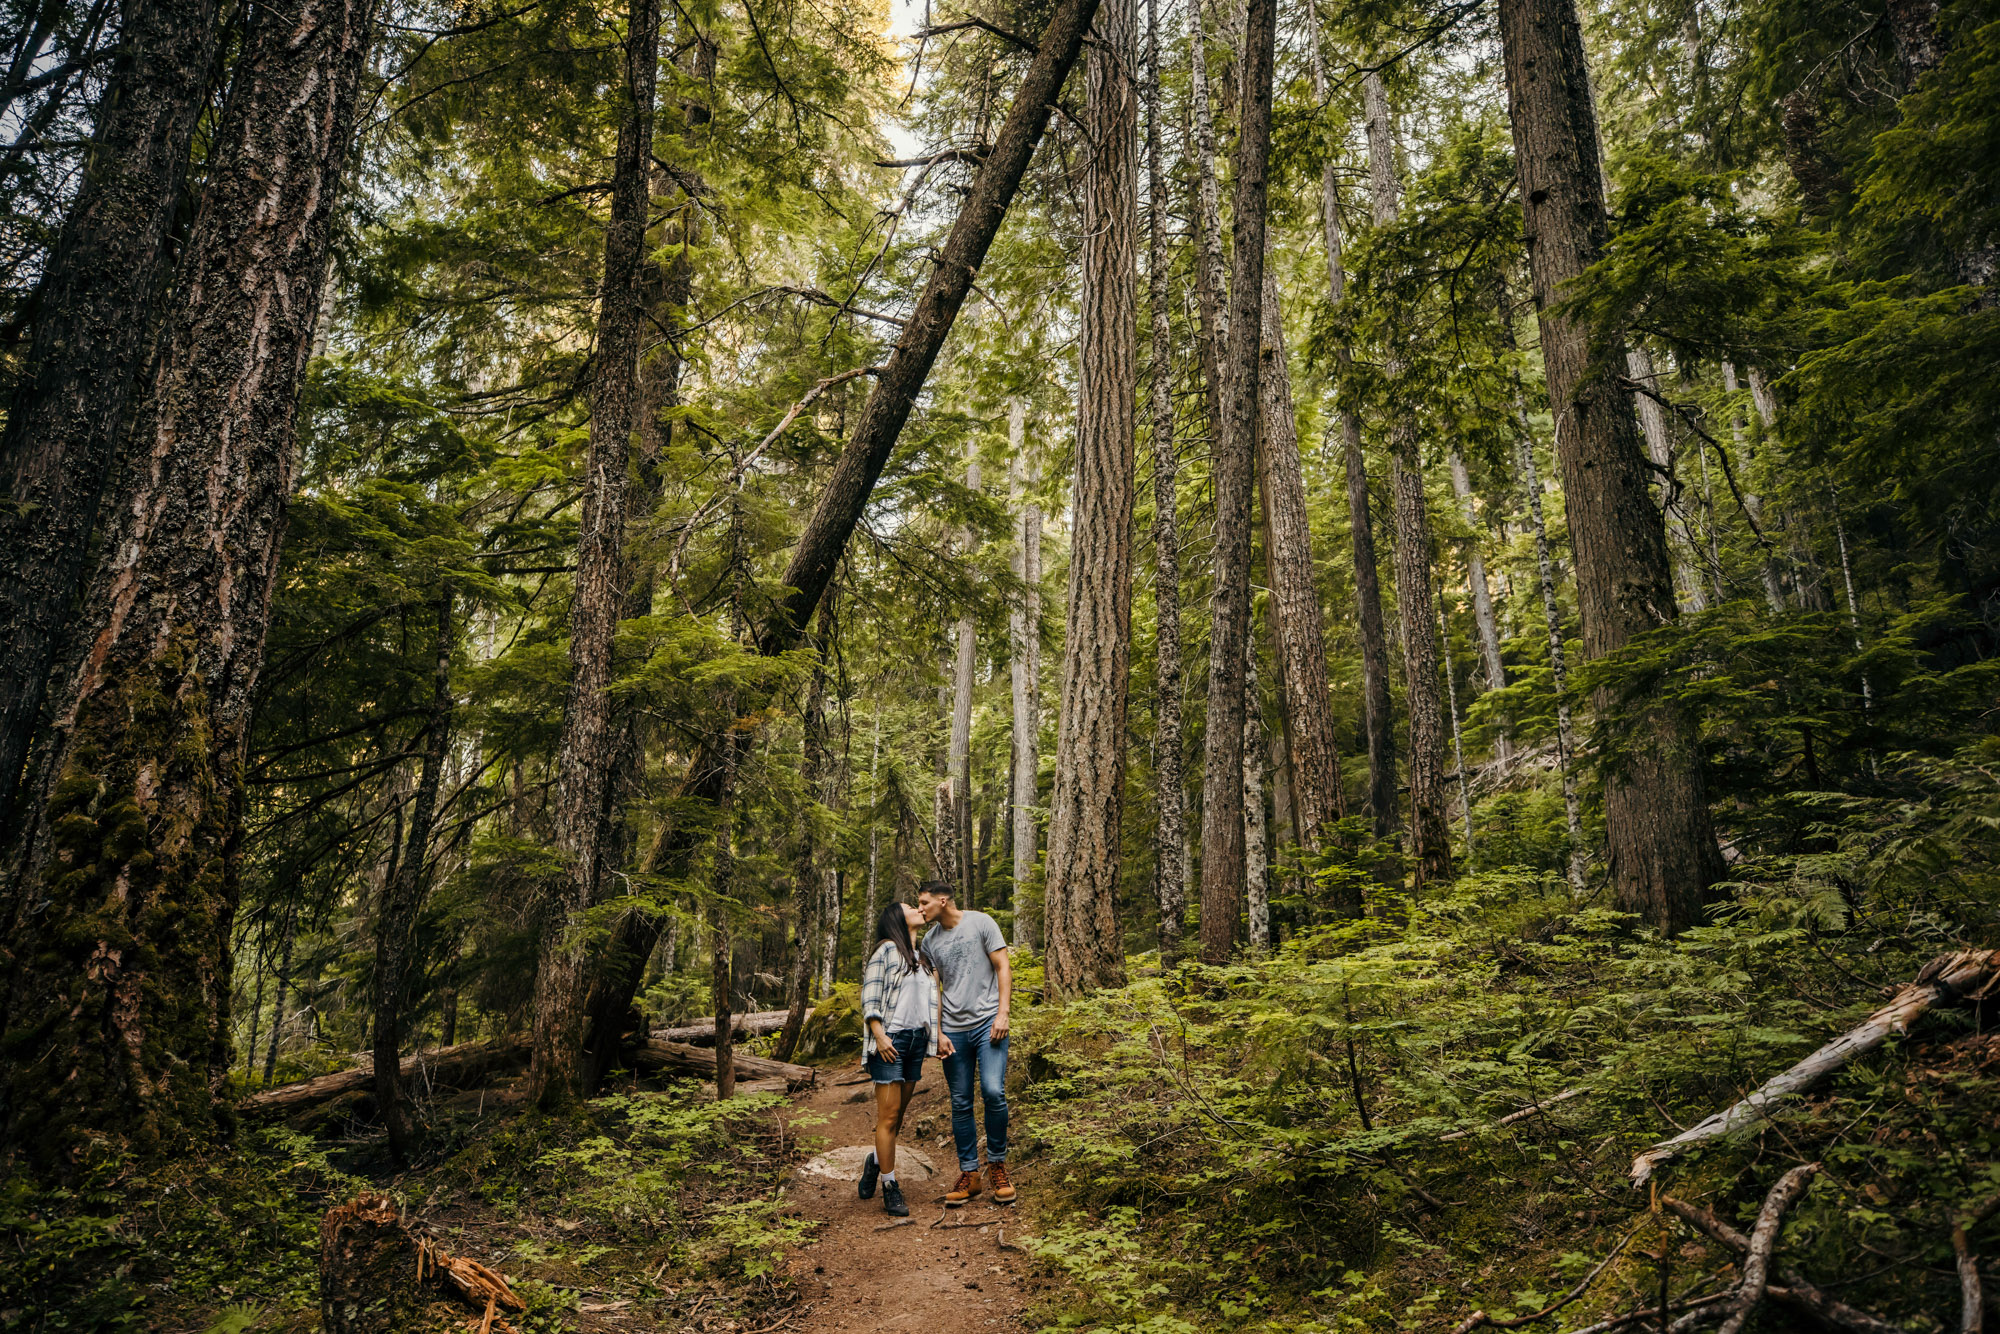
[990,947,1012,1041]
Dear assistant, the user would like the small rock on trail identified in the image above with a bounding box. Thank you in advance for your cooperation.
[781,1068,1033,1333]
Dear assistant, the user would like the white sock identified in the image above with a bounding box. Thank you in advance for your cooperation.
[882,1170,898,1184]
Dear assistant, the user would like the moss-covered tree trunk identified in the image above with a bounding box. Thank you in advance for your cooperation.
[1144,0,1188,966]
[0,0,378,1168]
[0,0,223,828]
[528,0,660,1108]
[1498,0,1722,932]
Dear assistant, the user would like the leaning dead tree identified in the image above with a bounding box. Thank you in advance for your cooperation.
[1631,949,2000,1184]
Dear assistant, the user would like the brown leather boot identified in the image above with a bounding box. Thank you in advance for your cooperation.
[988,1162,1017,1205]
[944,1169,982,1208]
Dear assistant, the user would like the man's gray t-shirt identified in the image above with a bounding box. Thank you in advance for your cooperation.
[921,909,1007,1032]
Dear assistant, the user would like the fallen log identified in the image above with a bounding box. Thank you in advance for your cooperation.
[1631,949,2000,1185]
[243,1035,532,1119]
[320,1194,525,1334]
[632,1038,815,1090]
[652,1009,806,1046]
[1663,1195,1904,1334]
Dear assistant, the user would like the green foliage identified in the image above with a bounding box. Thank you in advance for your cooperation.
[0,1130,366,1332]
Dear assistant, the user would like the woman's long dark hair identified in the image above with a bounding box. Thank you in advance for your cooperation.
[873,900,922,972]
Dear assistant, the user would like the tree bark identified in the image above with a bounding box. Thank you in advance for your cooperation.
[527,0,660,1109]
[1007,401,1043,949]
[1044,0,1136,997]
[374,589,457,1166]
[1447,448,1508,696]
[1308,20,1398,848]
[1514,412,1587,895]
[0,0,223,826]
[775,644,826,1062]
[1627,346,1706,611]
[1498,0,1722,932]
[1185,0,1228,443]
[711,730,740,1099]
[1243,647,1270,951]
[0,0,378,1169]
[1196,0,1275,963]
[865,711,883,944]
[1143,9,1188,967]
[950,442,978,902]
[579,0,1104,1054]
[1363,72,1453,890]
[1256,267,1346,852]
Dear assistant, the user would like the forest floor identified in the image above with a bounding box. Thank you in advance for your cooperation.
[778,1063,1036,1334]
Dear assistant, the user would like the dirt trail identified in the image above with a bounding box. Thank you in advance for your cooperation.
[780,1066,1033,1333]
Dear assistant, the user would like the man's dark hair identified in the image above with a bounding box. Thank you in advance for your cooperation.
[916,879,954,900]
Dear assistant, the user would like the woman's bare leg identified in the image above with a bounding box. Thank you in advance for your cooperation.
[874,1081,905,1174]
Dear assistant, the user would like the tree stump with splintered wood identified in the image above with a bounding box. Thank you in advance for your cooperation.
[320,1195,425,1334]
[320,1194,525,1333]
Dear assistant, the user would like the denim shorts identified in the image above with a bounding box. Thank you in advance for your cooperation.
[864,1026,927,1085]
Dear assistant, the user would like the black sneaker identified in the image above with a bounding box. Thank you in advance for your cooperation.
[858,1150,879,1200]
[882,1179,909,1217]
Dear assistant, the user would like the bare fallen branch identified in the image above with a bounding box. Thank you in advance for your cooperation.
[1662,1196,1904,1334]
[1632,950,2000,1184]
[1717,1163,1820,1334]
[1953,1191,2000,1334]
[1440,1087,1590,1142]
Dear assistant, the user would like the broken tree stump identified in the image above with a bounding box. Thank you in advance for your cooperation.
[319,1194,525,1333]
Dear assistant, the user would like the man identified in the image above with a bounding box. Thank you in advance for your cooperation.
[916,879,1016,1207]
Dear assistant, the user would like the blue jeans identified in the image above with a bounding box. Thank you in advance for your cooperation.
[940,1017,1008,1172]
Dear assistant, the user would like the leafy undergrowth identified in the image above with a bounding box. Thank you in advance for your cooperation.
[0,1082,818,1333]
[1010,746,2000,1332]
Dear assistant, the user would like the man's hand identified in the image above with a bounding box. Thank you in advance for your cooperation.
[875,1033,899,1063]
[990,1014,1010,1043]
[937,1033,956,1058]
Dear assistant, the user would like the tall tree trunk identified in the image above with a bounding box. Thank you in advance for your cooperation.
[0,0,223,825]
[1722,361,1786,615]
[864,712,882,945]
[578,0,1105,1051]
[1197,0,1276,962]
[775,638,827,1062]
[1515,407,1587,895]
[1243,647,1270,951]
[1498,0,1721,932]
[1044,0,1136,997]
[263,907,297,1086]
[1438,588,1474,857]
[1008,400,1043,949]
[375,590,457,1166]
[710,732,739,1099]
[1143,8,1188,967]
[1309,21,1398,846]
[1255,267,1346,850]
[1447,448,1509,695]
[0,0,377,1168]
[950,442,979,902]
[1185,0,1228,442]
[527,0,660,1108]
[1628,346,1707,611]
[1362,72,1453,890]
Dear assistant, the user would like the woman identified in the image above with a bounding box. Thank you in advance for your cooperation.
[857,900,938,1217]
